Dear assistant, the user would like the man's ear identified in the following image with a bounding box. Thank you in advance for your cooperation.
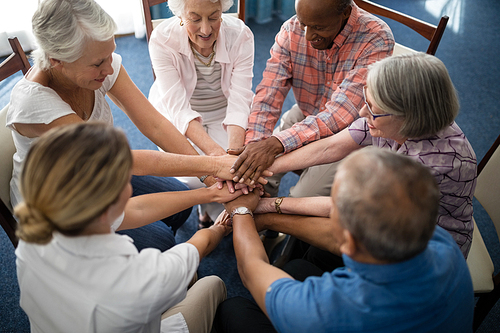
[342,5,352,20]
[339,229,357,257]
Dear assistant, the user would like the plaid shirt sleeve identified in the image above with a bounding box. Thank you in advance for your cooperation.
[247,5,395,153]
[245,23,294,145]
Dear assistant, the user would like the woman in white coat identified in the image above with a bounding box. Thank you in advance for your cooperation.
[148,0,254,228]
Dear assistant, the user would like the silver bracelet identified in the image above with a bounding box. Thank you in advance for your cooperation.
[199,175,209,183]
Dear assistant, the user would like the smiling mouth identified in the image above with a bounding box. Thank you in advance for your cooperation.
[199,34,212,40]
[95,78,105,83]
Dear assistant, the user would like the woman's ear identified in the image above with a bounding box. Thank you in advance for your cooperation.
[339,229,357,257]
[49,58,62,69]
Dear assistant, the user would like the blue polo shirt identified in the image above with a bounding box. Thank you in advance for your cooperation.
[265,226,474,332]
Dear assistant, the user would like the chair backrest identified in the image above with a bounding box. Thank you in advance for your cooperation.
[353,0,449,55]
[475,134,500,241]
[0,37,31,81]
[0,37,31,248]
[142,0,246,43]
[467,135,500,284]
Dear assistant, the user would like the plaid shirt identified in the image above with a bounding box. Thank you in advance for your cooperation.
[246,4,394,153]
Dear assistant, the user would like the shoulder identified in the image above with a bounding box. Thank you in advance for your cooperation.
[345,4,395,49]
[406,123,477,174]
[151,16,184,46]
[350,4,393,36]
[6,78,72,126]
[220,15,254,44]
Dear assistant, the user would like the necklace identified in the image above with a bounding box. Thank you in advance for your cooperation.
[191,45,216,67]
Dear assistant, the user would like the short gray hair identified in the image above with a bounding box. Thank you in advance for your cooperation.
[366,52,459,138]
[334,147,439,262]
[168,0,234,17]
[32,0,117,70]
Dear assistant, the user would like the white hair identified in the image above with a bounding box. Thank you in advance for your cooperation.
[32,0,117,70]
[168,0,234,17]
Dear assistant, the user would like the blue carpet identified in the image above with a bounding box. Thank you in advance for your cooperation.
[1,1,500,332]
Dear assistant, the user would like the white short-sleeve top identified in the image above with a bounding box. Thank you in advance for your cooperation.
[16,231,199,333]
[6,53,122,208]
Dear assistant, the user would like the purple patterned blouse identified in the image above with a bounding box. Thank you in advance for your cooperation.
[349,118,477,258]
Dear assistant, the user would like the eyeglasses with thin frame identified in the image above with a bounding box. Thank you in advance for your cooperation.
[363,86,393,120]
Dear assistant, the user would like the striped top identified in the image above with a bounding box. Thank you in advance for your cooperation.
[190,49,227,113]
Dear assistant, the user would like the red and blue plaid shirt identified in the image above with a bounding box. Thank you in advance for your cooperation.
[246,4,394,153]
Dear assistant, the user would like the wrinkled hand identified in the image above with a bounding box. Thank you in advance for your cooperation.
[224,190,262,215]
[228,137,283,185]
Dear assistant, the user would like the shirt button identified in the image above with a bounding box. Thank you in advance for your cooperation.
[321,106,325,110]
[267,286,272,293]
[326,81,331,85]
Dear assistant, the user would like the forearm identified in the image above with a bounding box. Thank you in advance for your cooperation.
[107,66,199,156]
[119,187,219,230]
[270,128,361,174]
[255,213,341,255]
[227,125,246,150]
[187,224,227,259]
[185,120,226,156]
[233,215,291,314]
[131,150,218,177]
[256,197,331,217]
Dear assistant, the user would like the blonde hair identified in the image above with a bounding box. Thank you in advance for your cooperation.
[15,122,132,244]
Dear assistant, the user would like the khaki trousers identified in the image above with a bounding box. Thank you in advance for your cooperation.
[266,104,339,198]
[161,275,227,333]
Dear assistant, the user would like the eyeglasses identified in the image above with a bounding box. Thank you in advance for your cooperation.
[363,86,393,120]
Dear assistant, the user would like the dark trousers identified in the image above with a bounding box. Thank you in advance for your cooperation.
[214,243,345,333]
[116,175,192,251]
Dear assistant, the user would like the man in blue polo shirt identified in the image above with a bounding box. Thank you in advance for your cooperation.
[215,147,474,333]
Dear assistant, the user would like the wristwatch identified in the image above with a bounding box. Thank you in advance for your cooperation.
[230,207,253,224]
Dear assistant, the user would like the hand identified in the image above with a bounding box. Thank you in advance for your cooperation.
[228,138,283,185]
[214,154,273,186]
[224,190,261,214]
[207,183,243,204]
[213,211,232,235]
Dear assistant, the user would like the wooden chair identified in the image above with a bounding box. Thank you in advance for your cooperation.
[0,37,31,248]
[142,0,246,43]
[466,133,500,331]
[353,0,449,55]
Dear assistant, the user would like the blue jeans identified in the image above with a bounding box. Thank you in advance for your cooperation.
[117,175,192,252]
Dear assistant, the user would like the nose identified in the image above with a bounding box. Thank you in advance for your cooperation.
[359,103,369,118]
[304,26,315,41]
[101,56,114,76]
[200,19,212,35]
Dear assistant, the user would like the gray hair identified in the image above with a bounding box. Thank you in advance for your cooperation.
[168,0,234,17]
[366,52,459,138]
[334,147,439,262]
[32,0,117,70]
